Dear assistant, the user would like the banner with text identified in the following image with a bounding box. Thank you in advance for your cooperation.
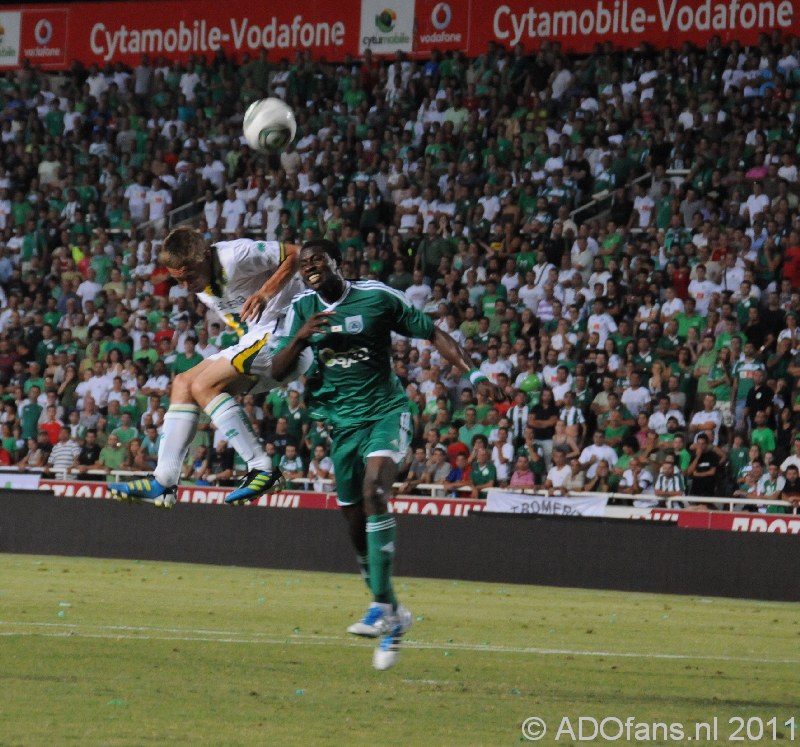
[676,510,800,534]
[486,489,608,516]
[3,0,798,70]
[471,0,798,54]
[359,0,414,54]
[33,479,487,516]
[0,1,359,70]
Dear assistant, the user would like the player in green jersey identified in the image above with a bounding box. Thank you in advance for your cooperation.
[272,239,499,670]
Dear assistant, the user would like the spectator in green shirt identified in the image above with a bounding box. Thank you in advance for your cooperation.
[675,297,705,340]
[750,411,776,456]
[470,446,497,498]
[133,335,159,368]
[170,339,204,375]
[111,413,139,445]
[98,434,128,473]
[275,388,309,444]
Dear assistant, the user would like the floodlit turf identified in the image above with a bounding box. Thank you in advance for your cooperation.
[1,554,799,747]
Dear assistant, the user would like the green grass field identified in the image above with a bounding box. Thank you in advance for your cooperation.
[1,553,799,747]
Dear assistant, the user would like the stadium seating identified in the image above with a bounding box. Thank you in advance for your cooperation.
[1,35,799,511]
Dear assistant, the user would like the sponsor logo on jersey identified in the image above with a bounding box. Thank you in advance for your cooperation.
[319,346,370,369]
[345,315,364,333]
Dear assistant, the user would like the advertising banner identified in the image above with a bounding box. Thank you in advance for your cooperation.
[0,0,359,70]
[2,0,798,70]
[485,489,608,516]
[472,0,799,55]
[37,479,335,508]
[388,495,485,516]
[413,0,469,55]
[0,11,22,69]
[0,471,41,491]
[32,479,486,516]
[359,0,414,54]
[676,510,800,534]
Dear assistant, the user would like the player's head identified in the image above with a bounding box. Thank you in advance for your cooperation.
[159,227,212,293]
[299,238,344,296]
[301,238,341,267]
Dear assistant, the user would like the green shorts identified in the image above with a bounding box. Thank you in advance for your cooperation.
[330,409,412,506]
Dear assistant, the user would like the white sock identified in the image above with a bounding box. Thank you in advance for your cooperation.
[153,404,200,487]
[205,393,271,471]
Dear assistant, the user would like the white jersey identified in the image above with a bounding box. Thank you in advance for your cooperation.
[197,239,301,337]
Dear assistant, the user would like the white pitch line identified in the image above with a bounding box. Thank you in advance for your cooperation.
[0,621,797,665]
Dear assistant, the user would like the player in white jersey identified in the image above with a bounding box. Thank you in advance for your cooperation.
[109,226,310,507]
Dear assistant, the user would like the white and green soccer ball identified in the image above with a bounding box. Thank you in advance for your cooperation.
[243,97,297,154]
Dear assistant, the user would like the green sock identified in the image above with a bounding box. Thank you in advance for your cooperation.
[356,553,370,589]
[366,514,397,607]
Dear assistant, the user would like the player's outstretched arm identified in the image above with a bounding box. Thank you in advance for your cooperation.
[431,327,505,401]
[271,311,333,381]
[241,244,300,323]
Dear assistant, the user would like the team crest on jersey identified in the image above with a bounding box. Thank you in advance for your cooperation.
[345,315,364,333]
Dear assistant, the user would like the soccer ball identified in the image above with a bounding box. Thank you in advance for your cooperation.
[242,98,297,154]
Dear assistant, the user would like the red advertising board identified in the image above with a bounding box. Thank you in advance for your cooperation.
[36,479,487,516]
[676,510,800,534]
[0,1,360,70]
[470,0,799,54]
[413,0,470,55]
[2,0,798,70]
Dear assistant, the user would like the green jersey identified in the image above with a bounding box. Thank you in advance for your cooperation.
[278,281,434,428]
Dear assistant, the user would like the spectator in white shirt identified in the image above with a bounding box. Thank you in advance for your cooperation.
[405,270,432,311]
[308,444,335,492]
[621,370,651,418]
[718,252,745,294]
[203,190,221,229]
[586,299,618,346]
[145,178,171,224]
[689,393,723,445]
[687,264,719,315]
[619,457,655,497]
[491,428,514,483]
[632,182,655,229]
[648,395,687,435]
[221,186,246,234]
[477,183,500,222]
[741,181,769,225]
[579,430,618,478]
[201,152,226,191]
[659,286,684,322]
[545,449,572,495]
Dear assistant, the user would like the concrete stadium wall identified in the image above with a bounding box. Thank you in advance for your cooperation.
[1,492,798,602]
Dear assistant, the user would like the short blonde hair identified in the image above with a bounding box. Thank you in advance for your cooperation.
[158,226,207,268]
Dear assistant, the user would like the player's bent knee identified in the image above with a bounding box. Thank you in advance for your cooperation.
[171,371,195,400]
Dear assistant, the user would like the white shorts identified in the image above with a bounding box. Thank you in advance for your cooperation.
[209,327,313,394]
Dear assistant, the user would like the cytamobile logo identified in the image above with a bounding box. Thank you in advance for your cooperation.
[0,20,19,62]
[375,8,396,32]
[363,6,409,45]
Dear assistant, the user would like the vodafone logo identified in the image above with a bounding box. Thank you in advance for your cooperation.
[431,2,452,30]
[420,1,461,44]
[34,18,52,45]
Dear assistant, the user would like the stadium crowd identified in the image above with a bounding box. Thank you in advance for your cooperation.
[1,33,800,508]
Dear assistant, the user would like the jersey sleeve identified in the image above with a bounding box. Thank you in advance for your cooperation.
[384,287,435,340]
[271,298,305,353]
[217,239,287,281]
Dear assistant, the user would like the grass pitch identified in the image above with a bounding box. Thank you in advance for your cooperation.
[1,554,798,746]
